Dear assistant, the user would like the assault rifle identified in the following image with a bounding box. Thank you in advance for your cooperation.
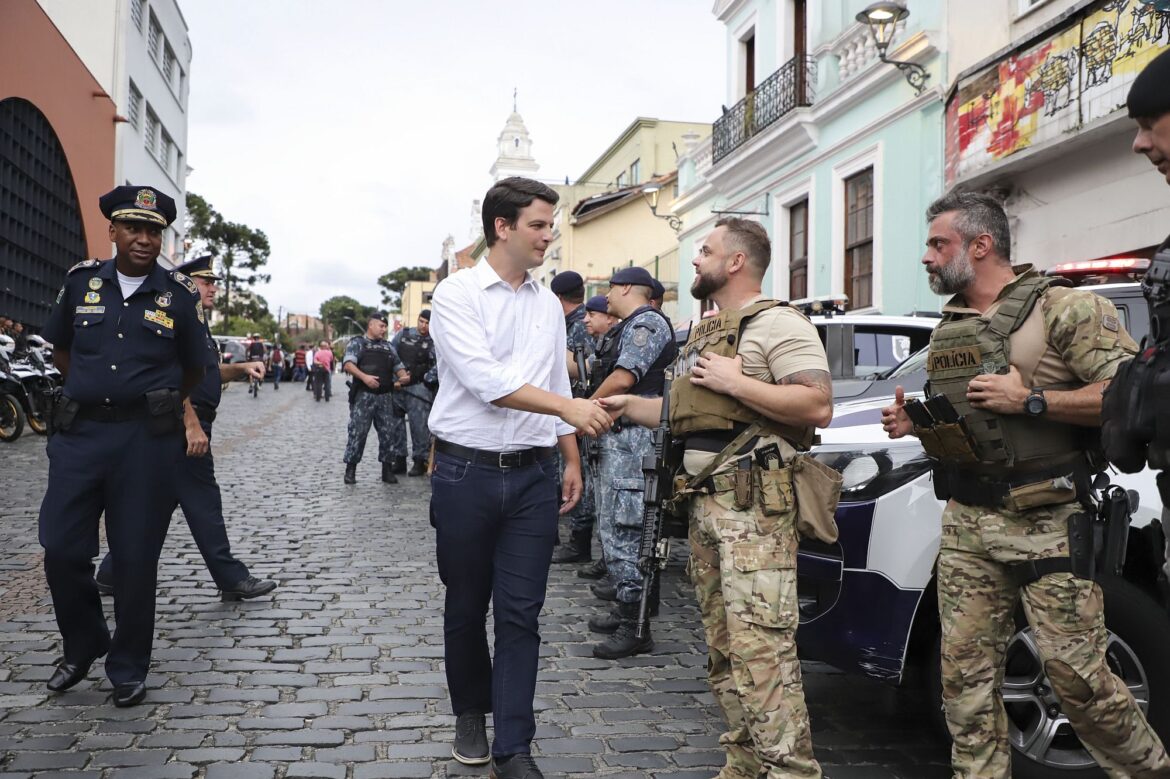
[636,372,675,639]
[572,343,589,399]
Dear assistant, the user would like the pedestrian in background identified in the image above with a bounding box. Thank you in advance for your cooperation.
[292,343,307,382]
[428,176,611,779]
[342,313,409,485]
[270,342,283,389]
[312,339,333,401]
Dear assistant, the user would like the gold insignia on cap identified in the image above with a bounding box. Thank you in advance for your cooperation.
[88,277,102,290]
[135,189,157,210]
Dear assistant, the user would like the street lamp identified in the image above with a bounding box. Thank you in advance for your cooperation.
[641,183,682,233]
[855,2,929,95]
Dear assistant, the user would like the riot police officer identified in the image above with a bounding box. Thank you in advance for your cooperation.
[94,255,278,603]
[389,310,437,476]
[881,192,1170,777]
[342,312,409,484]
[39,185,210,707]
[587,266,676,659]
[550,272,598,563]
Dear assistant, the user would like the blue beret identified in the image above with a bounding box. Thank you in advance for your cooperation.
[175,254,219,280]
[609,266,656,288]
[99,185,176,227]
[550,271,584,295]
[650,279,665,300]
[1128,48,1170,120]
[585,295,609,314]
[370,312,389,324]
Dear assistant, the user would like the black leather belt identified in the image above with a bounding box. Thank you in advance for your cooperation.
[77,398,149,423]
[434,439,556,469]
[938,460,1089,510]
[684,432,759,455]
[193,405,217,424]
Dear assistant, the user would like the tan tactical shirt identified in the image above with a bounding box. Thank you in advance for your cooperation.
[683,295,830,475]
[941,274,1138,390]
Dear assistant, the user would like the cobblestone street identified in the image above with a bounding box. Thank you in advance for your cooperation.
[0,381,951,778]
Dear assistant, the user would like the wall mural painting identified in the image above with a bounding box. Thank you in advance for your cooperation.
[945,0,1170,184]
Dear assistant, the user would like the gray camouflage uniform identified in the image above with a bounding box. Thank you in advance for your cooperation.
[342,336,405,465]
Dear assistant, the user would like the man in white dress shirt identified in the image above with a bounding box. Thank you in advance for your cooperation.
[429,177,612,779]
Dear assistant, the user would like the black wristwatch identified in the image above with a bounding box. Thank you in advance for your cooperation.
[1024,388,1047,417]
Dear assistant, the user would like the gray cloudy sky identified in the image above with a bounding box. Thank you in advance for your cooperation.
[182,0,726,318]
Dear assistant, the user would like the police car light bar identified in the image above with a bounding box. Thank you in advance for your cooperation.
[1048,257,1150,275]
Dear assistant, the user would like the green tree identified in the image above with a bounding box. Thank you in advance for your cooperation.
[319,295,376,337]
[186,192,272,334]
[377,265,432,310]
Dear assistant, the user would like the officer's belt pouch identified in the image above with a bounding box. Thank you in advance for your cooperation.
[753,465,794,516]
[733,464,753,510]
[915,423,979,463]
[792,453,841,544]
[145,388,182,436]
[51,395,80,435]
[1003,475,1078,513]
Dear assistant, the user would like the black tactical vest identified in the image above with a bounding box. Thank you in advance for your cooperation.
[395,329,435,380]
[595,305,678,396]
[356,337,396,395]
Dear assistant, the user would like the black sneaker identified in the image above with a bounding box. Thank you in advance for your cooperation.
[490,754,544,779]
[452,711,489,765]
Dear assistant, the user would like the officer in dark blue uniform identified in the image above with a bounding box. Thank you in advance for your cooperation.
[38,186,210,707]
[94,255,278,603]
[389,310,437,476]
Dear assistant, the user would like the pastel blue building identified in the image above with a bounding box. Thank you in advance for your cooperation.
[674,0,946,320]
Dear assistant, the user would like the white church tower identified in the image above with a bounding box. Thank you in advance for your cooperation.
[489,91,539,182]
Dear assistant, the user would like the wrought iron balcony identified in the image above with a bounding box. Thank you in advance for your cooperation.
[713,55,816,165]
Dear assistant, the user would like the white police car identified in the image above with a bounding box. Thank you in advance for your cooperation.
[799,270,1170,778]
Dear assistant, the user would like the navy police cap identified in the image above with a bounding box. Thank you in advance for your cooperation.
[550,271,584,295]
[98,185,177,227]
[650,278,665,300]
[175,254,220,280]
[585,295,610,314]
[1128,48,1170,120]
[609,266,656,288]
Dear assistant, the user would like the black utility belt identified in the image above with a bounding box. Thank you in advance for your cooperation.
[434,439,556,469]
[610,416,639,433]
[77,398,149,422]
[193,405,217,424]
[683,432,759,455]
[935,461,1089,511]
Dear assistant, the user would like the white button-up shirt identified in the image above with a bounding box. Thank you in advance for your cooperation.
[429,258,574,451]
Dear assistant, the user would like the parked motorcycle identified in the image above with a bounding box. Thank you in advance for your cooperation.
[8,345,57,435]
[0,347,25,442]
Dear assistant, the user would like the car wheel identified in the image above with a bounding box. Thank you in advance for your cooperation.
[925,576,1170,778]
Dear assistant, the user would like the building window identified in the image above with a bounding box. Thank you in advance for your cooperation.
[844,168,874,309]
[630,159,641,184]
[131,0,146,32]
[159,130,174,172]
[144,108,159,154]
[162,44,177,87]
[789,199,809,300]
[616,171,627,188]
[148,13,162,62]
[175,150,184,182]
[742,30,756,94]
[127,81,142,128]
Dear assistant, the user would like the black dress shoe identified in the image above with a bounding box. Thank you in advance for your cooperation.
[46,654,102,692]
[490,753,544,778]
[220,576,278,602]
[112,681,147,707]
[452,711,490,765]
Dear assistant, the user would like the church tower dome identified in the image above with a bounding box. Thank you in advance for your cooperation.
[489,92,539,181]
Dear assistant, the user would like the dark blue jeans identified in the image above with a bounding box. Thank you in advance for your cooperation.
[431,449,559,757]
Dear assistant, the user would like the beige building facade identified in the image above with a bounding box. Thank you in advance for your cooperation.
[400,279,436,331]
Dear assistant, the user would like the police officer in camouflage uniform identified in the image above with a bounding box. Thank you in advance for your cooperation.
[342,312,409,485]
[600,218,833,777]
[550,271,598,563]
[388,310,437,477]
[587,266,676,659]
[882,192,1170,778]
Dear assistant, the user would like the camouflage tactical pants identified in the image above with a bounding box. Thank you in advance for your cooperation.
[938,500,1170,778]
[687,479,821,779]
[390,387,431,460]
[343,391,396,465]
[568,439,596,534]
[596,426,652,604]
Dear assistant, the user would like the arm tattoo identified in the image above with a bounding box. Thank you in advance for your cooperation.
[779,369,832,396]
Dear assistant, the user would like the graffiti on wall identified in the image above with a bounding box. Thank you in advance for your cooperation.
[945,0,1170,184]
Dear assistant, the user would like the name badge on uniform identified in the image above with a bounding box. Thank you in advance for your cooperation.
[75,305,105,315]
[88,277,103,291]
[84,291,101,304]
[145,309,174,329]
[156,292,172,308]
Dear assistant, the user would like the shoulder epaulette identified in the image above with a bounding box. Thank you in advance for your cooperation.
[170,270,198,295]
[67,259,100,274]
